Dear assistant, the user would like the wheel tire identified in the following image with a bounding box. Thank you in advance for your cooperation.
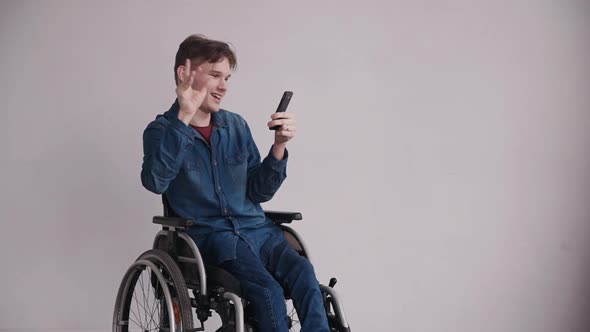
[113,249,194,331]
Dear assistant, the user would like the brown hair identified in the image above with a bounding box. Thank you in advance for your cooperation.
[174,34,237,84]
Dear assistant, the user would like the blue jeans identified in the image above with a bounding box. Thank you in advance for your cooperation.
[220,236,330,332]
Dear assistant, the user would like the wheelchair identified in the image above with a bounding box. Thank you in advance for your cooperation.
[112,195,351,332]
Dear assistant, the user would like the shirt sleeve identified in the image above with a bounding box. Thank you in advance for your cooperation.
[141,116,194,194]
[243,120,288,203]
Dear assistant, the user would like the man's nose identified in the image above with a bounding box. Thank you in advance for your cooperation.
[218,79,227,91]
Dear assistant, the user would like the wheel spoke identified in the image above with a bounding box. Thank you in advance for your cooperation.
[145,270,157,331]
[139,270,149,326]
[145,287,160,330]
[132,292,153,317]
[131,268,161,330]
[129,304,143,329]
[131,278,146,329]
[143,267,161,331]
[127,311,143,330]
[146,269,153,330]
[287,300,301,331]
[147,297,160,330]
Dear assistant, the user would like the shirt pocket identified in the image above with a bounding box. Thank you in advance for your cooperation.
[224,150,248,186]
[225,150,245,165]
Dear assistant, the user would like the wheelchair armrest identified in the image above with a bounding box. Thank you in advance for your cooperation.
[152,216,194,229]
[264,210,302,224]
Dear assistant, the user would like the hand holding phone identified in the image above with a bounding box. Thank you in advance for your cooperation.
[270,91,293,130]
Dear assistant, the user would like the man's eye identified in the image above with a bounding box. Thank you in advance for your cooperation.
[210,74,219,78]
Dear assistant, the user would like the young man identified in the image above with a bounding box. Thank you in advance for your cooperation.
[141,34,330,332]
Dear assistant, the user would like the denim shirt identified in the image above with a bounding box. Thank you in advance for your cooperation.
[141,100,288,264]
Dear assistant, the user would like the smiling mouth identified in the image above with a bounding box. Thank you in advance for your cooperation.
[211,93,222,103]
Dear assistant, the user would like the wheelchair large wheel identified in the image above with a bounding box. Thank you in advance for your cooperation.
[113,249,194,332]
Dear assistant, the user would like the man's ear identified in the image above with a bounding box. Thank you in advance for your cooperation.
[176,65,186,84]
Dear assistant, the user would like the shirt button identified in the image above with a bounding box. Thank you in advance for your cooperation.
[224,208,228,214]
[217,186,221,192]
[235,230,240,235]
[213,160,217,166]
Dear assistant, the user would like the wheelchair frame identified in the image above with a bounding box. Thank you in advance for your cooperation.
[113,197,351,332]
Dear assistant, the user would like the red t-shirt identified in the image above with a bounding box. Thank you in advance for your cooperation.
[190,123,213,144]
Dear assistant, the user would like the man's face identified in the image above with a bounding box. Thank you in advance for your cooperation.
[190,57,232,113]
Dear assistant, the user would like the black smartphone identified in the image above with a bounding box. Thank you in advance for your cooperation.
[270,91,293,130]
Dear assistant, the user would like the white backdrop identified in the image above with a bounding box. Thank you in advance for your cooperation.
[1,1,590,331]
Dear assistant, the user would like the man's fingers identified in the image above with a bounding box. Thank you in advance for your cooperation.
[179,59,200,87]
[184,59,191,75]
[188,70,196,87]
[267,118,296,128]
[178,69,197,91]
[271,112,294,120]
[281,124,296,132]
[276,130,295,138]
[271,113,297,140]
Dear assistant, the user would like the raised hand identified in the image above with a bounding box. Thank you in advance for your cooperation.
[176,59,208,125]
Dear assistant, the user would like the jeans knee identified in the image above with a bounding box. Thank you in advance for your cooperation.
[301,258,315,274]
[295,258,316,281]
